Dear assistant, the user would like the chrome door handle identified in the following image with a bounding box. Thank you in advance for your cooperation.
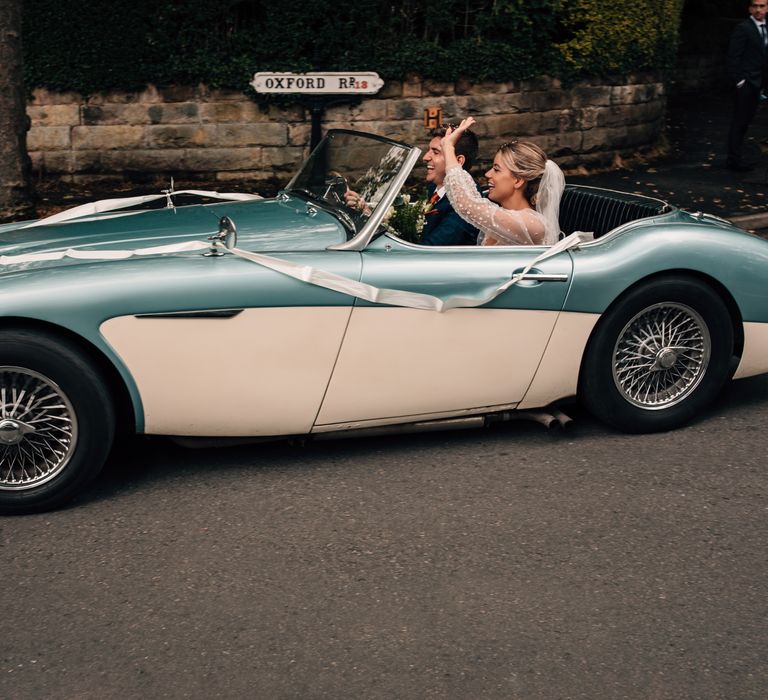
[512,267,569,282]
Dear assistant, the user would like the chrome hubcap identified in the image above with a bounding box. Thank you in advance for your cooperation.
[612,303,710,410]
[0,418,35,445]
[0,367,78,490]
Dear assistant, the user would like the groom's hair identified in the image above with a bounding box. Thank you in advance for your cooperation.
[430,126,479,171]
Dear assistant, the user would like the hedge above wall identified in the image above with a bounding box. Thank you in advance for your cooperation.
[23,0,685,95]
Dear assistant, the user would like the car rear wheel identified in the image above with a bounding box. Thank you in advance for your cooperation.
[580,277,734,433]
[0,330,115,514]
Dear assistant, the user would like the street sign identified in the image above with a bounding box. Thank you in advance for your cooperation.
[251,72,383,95]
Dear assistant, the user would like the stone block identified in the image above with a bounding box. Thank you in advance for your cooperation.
[200,101,270,123]
[288,124,312,146]
[267,103,305,122]
[520,76,554,92]
[259,146,305,171]
[138,85,162,104]
[396,120,431,146]
[85,91,136,106]
[537,131,583,158]
[145,125,216,149]
[158,85,204,102]
[468,81,505,95]
[27,104,80,127]
[146,103,201,124]
[72,150,104,172]
[40,151,76,173]
[610,84,644,105]
[518,89,570,112]
[205,88,246,103]
[30,88,81,106]
[40,151,74,173]
[217,123,288,147]
[570,86,612,108]
[184,147,264,172]
[81,103,158,126]
[596,104,636,128]
[455,78,473,95]
[455,93,522,116]
[72,125,144,150]
[387,100,421,121]
[496,81,521,94]
[378,82,403,99]
[581,127,612,153]
[423,80,455,97]
[497,93,525,113]
[325,99,389,123]
[214,170,264,183]
[27,126,71,151]
[475,112,540,140]
[100,149,183,173]
[578,106,599,130]
[402,75,422,98]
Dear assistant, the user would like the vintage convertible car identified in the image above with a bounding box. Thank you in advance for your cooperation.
[1,129,767,513]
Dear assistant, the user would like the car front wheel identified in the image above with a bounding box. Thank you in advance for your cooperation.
[580,277,734,433]
[0,330,115,514]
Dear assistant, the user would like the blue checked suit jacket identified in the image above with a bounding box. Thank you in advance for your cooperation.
[419,182,480,246]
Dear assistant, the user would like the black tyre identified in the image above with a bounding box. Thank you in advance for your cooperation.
[580,277,734,433]
[0,330,115,514]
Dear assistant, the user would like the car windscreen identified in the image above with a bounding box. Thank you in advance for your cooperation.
[284,131,412,236]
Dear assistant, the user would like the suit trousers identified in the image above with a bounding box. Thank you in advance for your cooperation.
[728,82,761,165]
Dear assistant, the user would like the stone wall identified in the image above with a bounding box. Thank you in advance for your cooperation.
[27,74,666,190]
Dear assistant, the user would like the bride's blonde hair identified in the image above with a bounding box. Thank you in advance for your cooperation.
[497,140,548,205]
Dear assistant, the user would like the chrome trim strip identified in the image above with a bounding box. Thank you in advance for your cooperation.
[136,309,244,319]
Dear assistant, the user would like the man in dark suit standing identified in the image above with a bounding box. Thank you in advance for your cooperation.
[726,0,768,171]
[420,126,480,245]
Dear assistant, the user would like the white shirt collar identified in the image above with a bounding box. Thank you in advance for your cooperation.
[436,185,446,199]
[750,16,765,29]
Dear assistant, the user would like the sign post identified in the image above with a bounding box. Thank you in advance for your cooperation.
[251,72,384,150]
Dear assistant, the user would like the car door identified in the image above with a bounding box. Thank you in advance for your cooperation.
[315,236,573,428]
[100,248,362,437]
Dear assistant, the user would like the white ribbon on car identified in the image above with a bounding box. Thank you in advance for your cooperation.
[4,190,590,311]
[21,189,262,229]
[222,231,589,312]
[0,240,212,265]
[0,232,589,311]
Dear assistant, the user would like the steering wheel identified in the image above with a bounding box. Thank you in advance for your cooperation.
[323,175,348,205]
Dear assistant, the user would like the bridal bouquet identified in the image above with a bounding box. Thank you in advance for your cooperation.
[384,193,429,243]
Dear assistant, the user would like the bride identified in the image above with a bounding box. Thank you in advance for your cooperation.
[441,117,565,246]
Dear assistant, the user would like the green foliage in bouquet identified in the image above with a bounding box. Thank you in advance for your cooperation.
[384,193,429,244]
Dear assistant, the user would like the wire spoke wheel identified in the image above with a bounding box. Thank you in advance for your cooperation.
[612,302,710,410]
[0,366,78,491]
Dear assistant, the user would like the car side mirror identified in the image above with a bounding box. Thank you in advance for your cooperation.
[219,216,237,249]
[204,216,238,256]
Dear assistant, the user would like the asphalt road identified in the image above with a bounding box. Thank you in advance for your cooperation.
[2,377,768,700]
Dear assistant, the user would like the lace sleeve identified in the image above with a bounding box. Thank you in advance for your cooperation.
[443,166,546,246]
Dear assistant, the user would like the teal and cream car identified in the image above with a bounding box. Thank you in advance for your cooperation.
[1,130,767,513]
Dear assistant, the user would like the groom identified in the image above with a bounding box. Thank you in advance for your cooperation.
[420,126,480,246]
[725,0,768,171]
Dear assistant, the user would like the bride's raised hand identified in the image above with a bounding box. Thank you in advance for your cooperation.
[442,117,476,150]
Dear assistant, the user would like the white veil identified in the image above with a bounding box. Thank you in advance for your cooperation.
[536,159,566,245]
